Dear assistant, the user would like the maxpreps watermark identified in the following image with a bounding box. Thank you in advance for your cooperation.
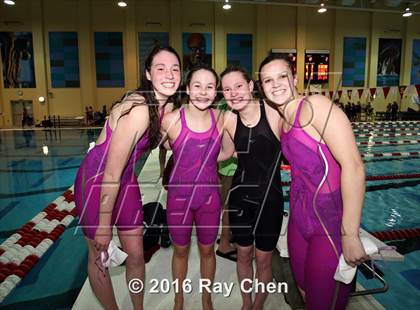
[128,278,288,297]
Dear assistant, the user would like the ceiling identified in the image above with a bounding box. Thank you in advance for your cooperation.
[213,0,420,14]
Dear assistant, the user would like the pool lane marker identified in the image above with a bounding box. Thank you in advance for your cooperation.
[0,187,76,303]
[352,123,418,129]
[353,127,419,133]
[356,139,420,146]
[278,172,420,187]
[354,132,419,138]
[352,120,420,125]
[361,151,420,158]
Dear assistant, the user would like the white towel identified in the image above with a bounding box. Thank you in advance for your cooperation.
[334,237,378,284]
[87,142,95,153]
[100,240,128,268]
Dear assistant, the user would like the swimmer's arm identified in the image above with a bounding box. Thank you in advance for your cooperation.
[217,111,236,161]
[218,129,235,161]
[160,115,171,150]
[311,95,367,265]
[98,105,149,232]
[160,112,178,150]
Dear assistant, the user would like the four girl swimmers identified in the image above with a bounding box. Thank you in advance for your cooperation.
[75,46,367,309]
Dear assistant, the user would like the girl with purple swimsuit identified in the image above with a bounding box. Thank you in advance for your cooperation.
[258,54,368,309]
[161,64,232,310]
[74,46,181,310]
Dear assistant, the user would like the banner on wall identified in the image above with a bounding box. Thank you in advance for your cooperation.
[49,32,80,88]
[411,40,420,85]
[370,88,376,97]
[94,32,124,88]
[227,34,253,76]
[0,32,36,88]
[342,37,366,87]
[182,32,212,78]
[357,89,364,99]
[139,32,169,76]
[377,38,401,87]
[383,86,391,99]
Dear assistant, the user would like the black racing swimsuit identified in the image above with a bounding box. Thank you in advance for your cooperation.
[229,100,284,251]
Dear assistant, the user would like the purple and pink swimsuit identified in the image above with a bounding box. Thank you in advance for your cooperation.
[281,98,352,309]
[166,108,221,246]
[74,120,149,240]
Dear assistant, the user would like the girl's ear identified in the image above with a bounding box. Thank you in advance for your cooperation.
[248,80,254,93]
[186,85,190,96]
[146,70,151,81]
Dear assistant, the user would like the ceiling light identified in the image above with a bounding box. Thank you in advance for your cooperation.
[223,0,231,10]
[318,3,327,13]
[117,1,127,7]
[402,7,412,17]
[4,0,16,5]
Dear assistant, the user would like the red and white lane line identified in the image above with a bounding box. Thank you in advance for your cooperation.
[361,151,420,158]
[280,169,420,186]
[352,123,418,129]
[0,187,76,303]
[355,132,420,138]
[353,127,419,133]
[356,139,420,146]
[352,120,420,125]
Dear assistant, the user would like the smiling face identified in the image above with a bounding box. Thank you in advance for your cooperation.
[260,59,297,106]
[221,71,254,112]
[146,50,181,102]
[186,69,217,111]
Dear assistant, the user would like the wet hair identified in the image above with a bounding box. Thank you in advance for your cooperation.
[118,46,181,149]
[256,54,296,117]
[220,65,252,84]
[184,63,219,104]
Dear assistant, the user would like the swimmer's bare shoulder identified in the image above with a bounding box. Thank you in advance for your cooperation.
[109,93,147,128]
[162,109,181,135]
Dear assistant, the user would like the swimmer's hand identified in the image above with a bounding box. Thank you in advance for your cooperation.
[94,227,112,252]
[342,235,368,268]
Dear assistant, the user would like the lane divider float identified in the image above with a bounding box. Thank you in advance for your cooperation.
[0,187,76,303]
[356,139,420,146]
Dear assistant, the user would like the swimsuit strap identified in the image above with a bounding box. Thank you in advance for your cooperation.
[179,107,187,129]
[293,97,306,127]
[209,108,216,129]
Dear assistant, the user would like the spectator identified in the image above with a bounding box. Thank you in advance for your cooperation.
[386,103,392,120]
[85,107,89,125]
[22,107,28,128]
[102,105,107,120]
[391,101,399,121]
[356,101,362,121]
